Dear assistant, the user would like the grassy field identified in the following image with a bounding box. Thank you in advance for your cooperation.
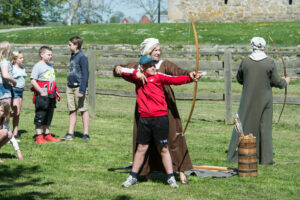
[0,89,299,200]
[1,22,300,46]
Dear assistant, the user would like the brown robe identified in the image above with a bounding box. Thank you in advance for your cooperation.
[116,60,193,175]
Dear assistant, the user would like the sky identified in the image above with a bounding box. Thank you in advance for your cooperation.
[113,0,168,22]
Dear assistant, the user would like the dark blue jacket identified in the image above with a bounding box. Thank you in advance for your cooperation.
[67,50,89,94]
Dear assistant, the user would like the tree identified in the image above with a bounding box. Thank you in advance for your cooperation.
[42,0,67,22]
[65,0,81,25]
[109,11,125,23]
[128,0,167,22]
[0,0,44,25]
[64,0,117,25]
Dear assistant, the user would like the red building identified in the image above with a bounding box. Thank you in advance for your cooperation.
[121,18,129,24]
[139,15,151,23]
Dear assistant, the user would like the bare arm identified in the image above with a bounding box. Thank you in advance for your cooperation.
[1,65,16,86]
[30,79,47,96]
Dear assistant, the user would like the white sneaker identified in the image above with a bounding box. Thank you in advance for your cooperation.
[122,175,138,187]
[167,176,179,188]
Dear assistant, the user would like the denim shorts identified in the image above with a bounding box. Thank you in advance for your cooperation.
[0,83,12,99]
[12,87,24,99]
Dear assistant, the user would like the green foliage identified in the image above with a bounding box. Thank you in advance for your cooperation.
[0,22,299,46]
[110,16,121,23]
[41,0,67,22]
[0,0,44,25]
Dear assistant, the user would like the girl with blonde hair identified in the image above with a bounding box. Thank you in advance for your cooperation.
[11,51,27,138]
[0,41,16,104]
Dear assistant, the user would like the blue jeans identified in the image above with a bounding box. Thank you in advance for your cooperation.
[12,87,24,99]
[0,83,12,100]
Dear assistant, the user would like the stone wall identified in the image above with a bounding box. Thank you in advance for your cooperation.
[168,0,300,22]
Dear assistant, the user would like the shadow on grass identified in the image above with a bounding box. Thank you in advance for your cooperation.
[148,172,172,184]
[0,164,71,200]
[108,164,132,173]
[107,164,173,184]
[74,131,83,138]
[18,129,28,138]
[113,195,132,200]
[0,153,16,159]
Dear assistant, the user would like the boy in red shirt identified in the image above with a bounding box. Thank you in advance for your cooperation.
[120,55,202,188]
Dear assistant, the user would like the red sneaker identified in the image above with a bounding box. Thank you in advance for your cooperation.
[44,134,61,142]
[36,134,48,144]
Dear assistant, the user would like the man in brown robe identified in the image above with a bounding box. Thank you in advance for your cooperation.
[227,37,290,164]
[115,38,196,184]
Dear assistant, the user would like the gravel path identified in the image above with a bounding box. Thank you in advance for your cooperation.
[0,27,49,33]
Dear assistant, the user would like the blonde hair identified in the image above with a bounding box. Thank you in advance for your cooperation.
[11,51,23,65]
[0,101,10,123]
[0,41,11,62]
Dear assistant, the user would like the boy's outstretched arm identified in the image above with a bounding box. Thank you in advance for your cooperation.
[114,66,147,84]
[121,69,140,84]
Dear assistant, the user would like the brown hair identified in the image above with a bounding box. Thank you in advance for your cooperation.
[39,46,52,58]
[69,36,83,50]
[0,101,10,123]
[11,51,23,65]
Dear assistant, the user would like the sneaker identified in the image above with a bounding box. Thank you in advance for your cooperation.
[61,133,74,141]
[122,175,138,187]
[36,134,47,144]
[44,134,61,142]
[167,176,179,188]
[81,134,90,141]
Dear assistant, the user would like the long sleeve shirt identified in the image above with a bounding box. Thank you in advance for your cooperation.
[67,50,89,94]
[122,69,192,117]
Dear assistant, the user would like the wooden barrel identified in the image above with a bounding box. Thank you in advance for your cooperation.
[238,135,258,177]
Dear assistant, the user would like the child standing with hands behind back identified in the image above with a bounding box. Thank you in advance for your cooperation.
[30,46,61,144]
[11,51,27,138]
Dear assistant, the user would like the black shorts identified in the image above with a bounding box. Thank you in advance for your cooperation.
[34,95,56,126]
[136,115,169,146]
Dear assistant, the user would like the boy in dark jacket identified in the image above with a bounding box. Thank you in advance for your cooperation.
[62,36,90,141]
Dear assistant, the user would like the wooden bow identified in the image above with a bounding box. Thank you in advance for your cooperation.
[268,35,287,123]
[182,13,199,135]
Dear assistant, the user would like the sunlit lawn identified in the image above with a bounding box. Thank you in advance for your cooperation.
[0,89,299,199]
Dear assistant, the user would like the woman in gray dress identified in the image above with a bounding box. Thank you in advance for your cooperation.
[227,37,290,165]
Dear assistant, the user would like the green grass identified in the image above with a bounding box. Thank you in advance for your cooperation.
[0,89,299,199]
[1,22,300,46]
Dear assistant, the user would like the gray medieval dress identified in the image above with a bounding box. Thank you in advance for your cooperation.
[115,60,193,175]
[227,57,286,164]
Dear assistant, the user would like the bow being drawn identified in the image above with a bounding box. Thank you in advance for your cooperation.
[182,13,199,135]
[268,35,287,123]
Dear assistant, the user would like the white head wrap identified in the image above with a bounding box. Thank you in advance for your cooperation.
[140,38,160,55]
[249,37,267,61]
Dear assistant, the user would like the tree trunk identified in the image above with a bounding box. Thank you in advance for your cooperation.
[65,0,81,26]
[86,0,91,24]
[66,8,75,26]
